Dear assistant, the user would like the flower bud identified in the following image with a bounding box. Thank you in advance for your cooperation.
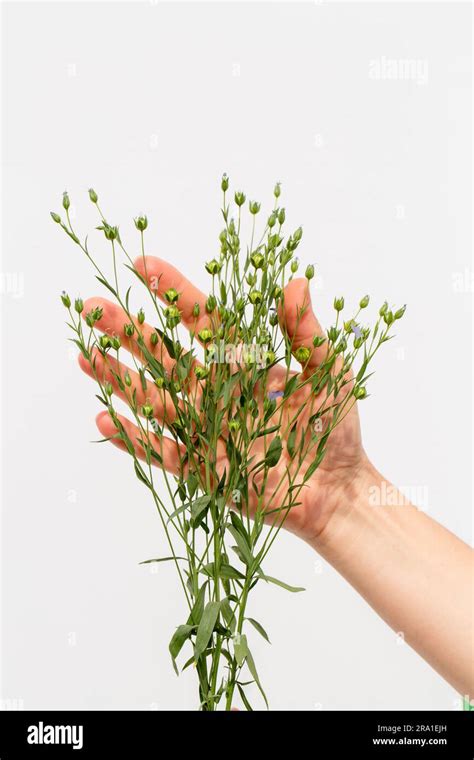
[249,201,261,215]
[206,295,217,313]
[124,371,132,387]
[88,188,98,203]
[246,273,256,287]
[272,286,282,300]
[265,350,276,365]
[379,301,388,316]
[278,208,285,225]
[294,346,311,364]
[99,335,111,349]
[394,305,406,320]
[192,302,200,318]
[124,322,134,337]
[164,288,179,304]
[62,191,70,211]
[205,259,222,276]
[268,253,275,266]
[60,291,71,308]
[305,264,315,280]
[112,336,121,350]
[74,297,84,313]
[249,290,263,305]
[294,226,303,242]
[50,211,61,224]
[291,258,299,274]
[250,252,265,269]
[236,297,245,312]
[327,326,340,342]
[194,366,209,381]
[164,305,181,327]
[228,419,240,433]
[334,297,344,312]
[198,328,213,344]
[359,295,370,309]
[269,312,279,326]
[274,182,281,198]
[155,377,165,389]
[137,308,145,325]
[312,335,326,348]
[354,385,367,400]
[221,173,229,192]
[150,332,159,347]
[383,310,394,325]
[268,213,277,229]
[235,191,246,207]
[134,215,148,232]
[105,382,114,396]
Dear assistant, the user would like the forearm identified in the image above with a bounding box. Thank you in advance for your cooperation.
[312,464,474,696]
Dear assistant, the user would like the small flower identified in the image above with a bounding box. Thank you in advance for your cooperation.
[268,390,284,400]
[249,290,263,305]
[137,308,145,325]
[60,291,71,308]
[351,323,363,339]
[88,188,98,204]
[205,259,222,276]
[249,200,261,215]
[235,191,246,207]
[250,252,265,269]
[62,191,70,211]
[221,173,229,192]
[194,366,209,381]
[354,385,367,400]
[198,328,213,344]
[305,264,315,280]
[134,215,148,231]
[334,297,344,312]
[294,346,311,364]
[359,295,370,309]
[50,211,61,224]
[164,288,179,304]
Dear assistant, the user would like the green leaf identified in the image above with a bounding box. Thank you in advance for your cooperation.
[264,436,282,468]
[284,374,299,398]
[227,525,253,567]
[233,633,249,666]
[246,647,268,708]
[256,424,280,438]
[169,624,195,663]
[287,423,297,458]
[187,583,207,626]
[220,598,236,634]
[134,461,151,488]
[139,556,187,565]
[190,494,212,525]
[194,600,220,659]
[237,683,253,711]
[246,617,271,643]
[260,574,305,593]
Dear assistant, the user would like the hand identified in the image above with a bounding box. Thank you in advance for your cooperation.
[79,256,371,544]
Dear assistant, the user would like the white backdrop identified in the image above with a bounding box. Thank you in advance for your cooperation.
[1,1,472,710]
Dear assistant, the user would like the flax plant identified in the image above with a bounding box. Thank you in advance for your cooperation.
[52,177,405,710]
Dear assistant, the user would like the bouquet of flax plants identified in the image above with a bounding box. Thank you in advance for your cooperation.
[52,176,405,710]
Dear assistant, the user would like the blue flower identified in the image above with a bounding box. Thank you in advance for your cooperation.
[268,390,284,400]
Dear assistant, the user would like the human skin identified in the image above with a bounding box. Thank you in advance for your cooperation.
[78,256,474,699]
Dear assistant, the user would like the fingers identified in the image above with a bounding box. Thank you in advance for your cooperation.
[133,256,211,331]
[279,278,326,372]
[78,350,178,425]
[82,296,175,374]
[96,410,184,476]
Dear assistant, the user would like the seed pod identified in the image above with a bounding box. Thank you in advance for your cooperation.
[99,335,111,349]
[383,310,394,325]
[359,295,370,309]
[312,335,326,348]
[291,258,299,273]
[74,297,84,313]
[62,192,70,211]
[294,346,311,364]
[265,350,276,365]
[249,201,261,215]
[155,377,165,389]
[192,302,200,318]
[112,336,121,350]
[205,259,222,276]
[88,188,98,203]
[206,295,217,313]
[137,308,145,325]
[334,297,344,312]
[394,305,406,320]
[164,288,179,303]
[124,371,132,387]
[235,191,246,207]
[221,173,229,192]
[50,211,61,223]
[105,383,114,396]
[379,301,388,316]
[60,291,71,308]
[134,215,148,231]
[164,305,181,327]
[249,290,263,305]
[305,264,315,280]
[268,213,277,229]
[250,252,265,269]
[269,312,279,326]
[194,366,209,380]
[142,404,154,418]
[274,182,281,198]
[124,323,134,337]
[354,385,367,400]
[198,328,213,344]
[150,332,159,347]
[272,286,282,300]
[294,226,303,242]
[228,419,240,433]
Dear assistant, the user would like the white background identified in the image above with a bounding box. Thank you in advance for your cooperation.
[1,1,472,710]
